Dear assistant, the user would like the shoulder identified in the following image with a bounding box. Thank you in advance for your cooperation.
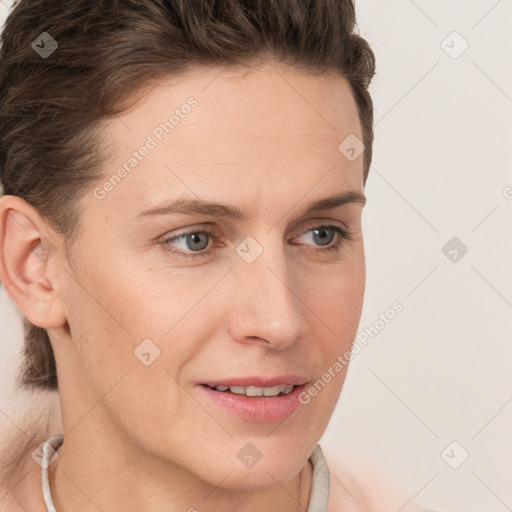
[324,450,424,512]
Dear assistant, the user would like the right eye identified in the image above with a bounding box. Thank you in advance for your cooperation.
[160,226,218,259]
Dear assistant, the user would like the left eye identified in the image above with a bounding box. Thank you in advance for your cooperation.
[295,226,338,246]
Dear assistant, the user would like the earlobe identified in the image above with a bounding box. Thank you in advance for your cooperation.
[0,195,67,329]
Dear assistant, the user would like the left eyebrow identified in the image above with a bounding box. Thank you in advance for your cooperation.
[135,190,366,220]
[303,191,366,215]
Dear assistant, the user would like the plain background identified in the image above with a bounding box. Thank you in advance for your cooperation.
[0,1,511,510]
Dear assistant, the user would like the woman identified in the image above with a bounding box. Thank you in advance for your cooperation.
[0,1,426,510]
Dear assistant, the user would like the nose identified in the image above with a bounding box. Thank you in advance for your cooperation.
[227,238,309,349]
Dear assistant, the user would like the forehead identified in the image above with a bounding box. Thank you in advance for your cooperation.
[88,62,364,220]
[107,63,362,144]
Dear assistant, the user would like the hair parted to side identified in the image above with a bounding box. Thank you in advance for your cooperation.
[0,0,376,392]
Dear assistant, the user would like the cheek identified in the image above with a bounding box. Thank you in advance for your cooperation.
[62,255,162,381]
[300,252,365,415]
[307,249,365,343]
[65,254,225,383]
[62,260,193,427]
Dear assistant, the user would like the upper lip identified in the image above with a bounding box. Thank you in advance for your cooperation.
[200,375,310,388]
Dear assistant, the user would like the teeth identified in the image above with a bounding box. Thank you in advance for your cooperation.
[228,385,247,395]
[262,385,281,396]
[212,384,295,396]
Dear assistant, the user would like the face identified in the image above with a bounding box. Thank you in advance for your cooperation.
[50,61,366,489]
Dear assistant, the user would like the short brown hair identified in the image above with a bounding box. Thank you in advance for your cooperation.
[0,0,375,392]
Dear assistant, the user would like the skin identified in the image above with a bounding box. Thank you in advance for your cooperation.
[0,61,367,512]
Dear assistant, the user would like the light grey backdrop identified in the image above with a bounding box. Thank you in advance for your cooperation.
[1,1,511,510]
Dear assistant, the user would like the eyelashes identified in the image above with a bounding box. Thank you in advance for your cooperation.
[160,224,353,260]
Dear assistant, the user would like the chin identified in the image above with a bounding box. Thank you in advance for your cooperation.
[196,437,316,492]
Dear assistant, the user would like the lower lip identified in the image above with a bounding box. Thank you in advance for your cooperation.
[196,383,308,423]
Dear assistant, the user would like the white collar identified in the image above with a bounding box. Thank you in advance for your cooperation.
[41,435,63,512]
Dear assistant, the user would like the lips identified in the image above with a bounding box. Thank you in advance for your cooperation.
[196,381,309,422]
